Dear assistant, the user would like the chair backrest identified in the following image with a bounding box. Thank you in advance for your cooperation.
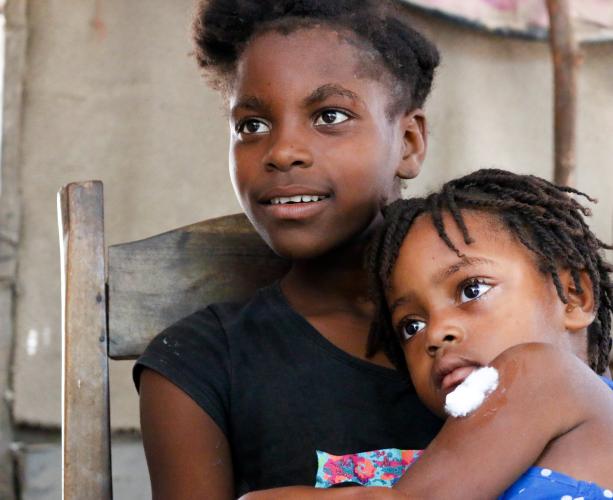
[107,200,290,359]
[58,181,289,499]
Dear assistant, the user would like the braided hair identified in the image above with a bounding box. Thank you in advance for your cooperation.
[367,168,613,375]
[192,0,440,114]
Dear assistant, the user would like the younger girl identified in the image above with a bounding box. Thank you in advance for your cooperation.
[245,169,613,498]
[367,168,613,498]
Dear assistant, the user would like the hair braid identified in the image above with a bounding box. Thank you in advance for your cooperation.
[366,198,427,367]
[367,168,613,374]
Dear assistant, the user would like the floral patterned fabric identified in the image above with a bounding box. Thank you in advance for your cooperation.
[315,448,422,488]
[315,450,613,498]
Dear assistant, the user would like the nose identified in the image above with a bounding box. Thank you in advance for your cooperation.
[425,318,465,357]
[263,126,314,172]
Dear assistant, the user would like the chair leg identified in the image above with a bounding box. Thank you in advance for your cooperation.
[58,181,112,500]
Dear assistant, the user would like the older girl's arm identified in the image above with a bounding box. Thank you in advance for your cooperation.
[139,369,234,500]
[240,486,409,500]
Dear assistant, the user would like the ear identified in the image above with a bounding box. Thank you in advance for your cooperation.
[396,109,427,180]
[560,269,596,332]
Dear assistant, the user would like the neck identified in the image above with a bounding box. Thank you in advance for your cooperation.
[280,218,381,316]
[570,329,590,366]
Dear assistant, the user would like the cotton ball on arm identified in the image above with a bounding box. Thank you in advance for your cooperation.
[445,367,499,417]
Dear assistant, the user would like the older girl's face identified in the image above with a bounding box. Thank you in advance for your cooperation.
[387,211,571,417]
[228,27,425,259]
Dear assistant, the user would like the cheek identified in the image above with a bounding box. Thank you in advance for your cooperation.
[229,147,257,197]
[530,300,565,343]
[405,341,430,388]
[508,280,564,340]
[325,127,394,177]
[406,342,443,414]
[228,146,242,183]
[228,159,239,187]
[331,161,397,212]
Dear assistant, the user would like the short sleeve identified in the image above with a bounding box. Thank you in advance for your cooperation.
[133,307,231,436]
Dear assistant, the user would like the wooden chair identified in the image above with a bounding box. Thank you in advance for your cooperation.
[57,181,289,499]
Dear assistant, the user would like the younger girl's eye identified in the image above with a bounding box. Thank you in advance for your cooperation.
[314,109,350,126]
[400,319,426,341]
[459,280,492,304]
[237,119,270,135]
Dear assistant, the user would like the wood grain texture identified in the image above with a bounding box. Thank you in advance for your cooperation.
[546,0,580,187]
[59,181,111,500]
[108,213,289,359]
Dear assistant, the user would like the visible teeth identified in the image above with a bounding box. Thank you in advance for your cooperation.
[270,195,326,205]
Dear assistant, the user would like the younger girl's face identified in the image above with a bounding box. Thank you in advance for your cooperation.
[228,27,424,259]
[387,211,570,417]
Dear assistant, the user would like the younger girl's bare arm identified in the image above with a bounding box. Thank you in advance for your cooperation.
[393,342,613,499]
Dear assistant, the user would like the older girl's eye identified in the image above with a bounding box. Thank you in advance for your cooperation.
[400,319,426,341]
[460,281,492,304]
[237,119,270,135]
[314,109,350,126]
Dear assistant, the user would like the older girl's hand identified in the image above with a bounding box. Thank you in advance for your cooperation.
[240,486,409,500]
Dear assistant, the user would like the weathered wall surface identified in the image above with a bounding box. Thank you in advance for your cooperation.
[403,13,613,247]
[11,1,613,434]
[13,0,239,429]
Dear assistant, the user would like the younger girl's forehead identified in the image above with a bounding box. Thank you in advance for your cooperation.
[399,210,525,270]
[415,209,505,242]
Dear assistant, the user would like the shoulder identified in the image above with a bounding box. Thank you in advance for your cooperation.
[492,342,579,375]
[133,283,285,387]
[138,305,230,366]
[491,342,592,383]
[133,298,253,436]
[490,342,611,420]
[209,282,290,331]
[145,283,283,349]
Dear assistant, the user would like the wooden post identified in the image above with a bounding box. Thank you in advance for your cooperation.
[58,181,112,500]
[546,0,580,187]
[0,1,27,498]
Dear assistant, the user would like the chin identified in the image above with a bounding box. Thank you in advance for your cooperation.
[266,236,333,261]
[418,390,447,419]
[432,404,447,419]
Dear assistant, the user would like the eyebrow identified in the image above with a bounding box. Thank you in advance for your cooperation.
[231,95,269,115]
[389,293,417,316]
[303,84,362,108]
[434,256,495,285]
[388,256,496,315]
[230,84,361,117]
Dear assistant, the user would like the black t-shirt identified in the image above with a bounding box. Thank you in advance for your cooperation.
[133,282,442,496]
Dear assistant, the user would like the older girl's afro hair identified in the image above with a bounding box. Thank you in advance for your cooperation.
[192,0,440,111]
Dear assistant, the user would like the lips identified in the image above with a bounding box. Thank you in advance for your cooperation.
[258,185,331,205]
[269,194,327,204]
[255,185,333,221]
[433,356,481,393]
